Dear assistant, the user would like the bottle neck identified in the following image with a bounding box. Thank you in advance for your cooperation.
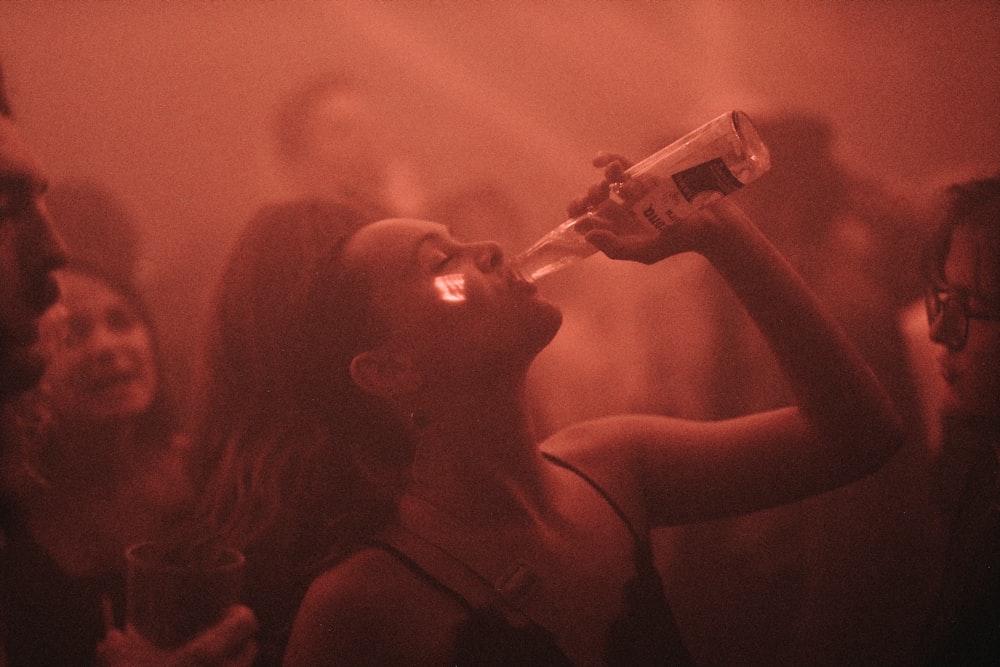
[509,211,599,283]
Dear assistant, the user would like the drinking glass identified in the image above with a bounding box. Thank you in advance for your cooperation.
[124,541,245,649]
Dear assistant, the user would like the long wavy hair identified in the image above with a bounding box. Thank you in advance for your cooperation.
[185,200,414,598]
[183,201,418,663]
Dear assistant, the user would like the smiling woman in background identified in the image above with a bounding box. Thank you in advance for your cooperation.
[0,259,192,665]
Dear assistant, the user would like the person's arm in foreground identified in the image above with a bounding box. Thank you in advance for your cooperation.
[560,154,905,525]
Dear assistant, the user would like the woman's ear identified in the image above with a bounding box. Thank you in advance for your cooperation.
[349,347,422,399]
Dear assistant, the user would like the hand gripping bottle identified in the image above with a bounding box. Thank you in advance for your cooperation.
[512,110,771,282]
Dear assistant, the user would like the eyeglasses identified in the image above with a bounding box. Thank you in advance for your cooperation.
[924,284,1000,351]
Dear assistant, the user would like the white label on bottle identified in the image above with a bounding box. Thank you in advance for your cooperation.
[628,157,743,229]
[674,158,743,199]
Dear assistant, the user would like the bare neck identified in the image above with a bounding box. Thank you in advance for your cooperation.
[405,380,554,525]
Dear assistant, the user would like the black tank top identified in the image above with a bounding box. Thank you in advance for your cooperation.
[375,453,694,666]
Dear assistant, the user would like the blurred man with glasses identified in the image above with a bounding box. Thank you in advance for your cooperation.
[920,173,1000,666]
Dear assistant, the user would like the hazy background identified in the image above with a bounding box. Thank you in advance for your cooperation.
[3,2,999,665]
[3,1,998,276]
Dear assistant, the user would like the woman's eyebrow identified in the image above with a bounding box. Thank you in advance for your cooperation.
[411,227,455,264]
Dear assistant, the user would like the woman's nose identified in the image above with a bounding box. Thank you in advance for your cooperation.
[24,200,70,275]
[473,241,504,272]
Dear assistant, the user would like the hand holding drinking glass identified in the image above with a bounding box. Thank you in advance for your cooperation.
[97,602,258,667]
[96,541,258,666]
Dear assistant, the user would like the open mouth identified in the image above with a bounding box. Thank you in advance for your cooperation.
[506,269,537,295]
[88,370,139,394]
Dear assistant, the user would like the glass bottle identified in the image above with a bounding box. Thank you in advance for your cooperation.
[512,110,771,282]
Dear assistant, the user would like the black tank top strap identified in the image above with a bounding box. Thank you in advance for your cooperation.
[542,451,697,666]
[371,527,575,666]
[372,454,695,665]
[374,524,532,624]
[542,452,641,542]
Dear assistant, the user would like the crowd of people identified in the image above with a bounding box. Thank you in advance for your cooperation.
[1,57,998,667]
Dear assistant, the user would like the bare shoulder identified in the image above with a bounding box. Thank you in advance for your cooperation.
[541,413,693,468]
[303,546,415,604]
[540,415,684,533]
[284,546,467,666]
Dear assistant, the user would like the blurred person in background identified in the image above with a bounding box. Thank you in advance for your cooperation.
[42,180,188,415]
[0,58,68,667]
[0,65,66,404]
[270,72,426,219]
[0,258,187,664]
[914,174,1000,665]
[0,61,256,667]
[2,258,257,667]
[178,200,374,666]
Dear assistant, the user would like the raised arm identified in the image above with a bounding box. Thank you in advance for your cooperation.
[558,168,904,526]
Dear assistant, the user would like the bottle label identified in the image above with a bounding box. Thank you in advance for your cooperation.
[626,157,743,229]
[673,157,743,201]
